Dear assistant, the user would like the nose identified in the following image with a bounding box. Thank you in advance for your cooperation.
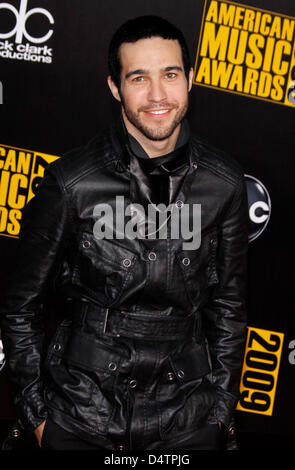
[147,78,167,103]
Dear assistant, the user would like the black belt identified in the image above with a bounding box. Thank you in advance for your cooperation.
[65,299,198,341]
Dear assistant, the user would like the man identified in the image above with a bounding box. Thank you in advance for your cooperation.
[0,16,248,450]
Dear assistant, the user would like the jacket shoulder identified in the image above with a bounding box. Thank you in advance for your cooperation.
[46,127,115,189]
[190,135,244,186]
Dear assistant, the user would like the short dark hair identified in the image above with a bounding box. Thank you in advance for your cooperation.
[108,15,191,89]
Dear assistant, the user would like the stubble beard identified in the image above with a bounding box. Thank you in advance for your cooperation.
[120,95,189,141]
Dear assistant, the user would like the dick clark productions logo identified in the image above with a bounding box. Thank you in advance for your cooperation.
[0,0,54,63]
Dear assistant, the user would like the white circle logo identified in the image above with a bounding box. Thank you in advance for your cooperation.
[245,174,271,242]
[0,0,54,44]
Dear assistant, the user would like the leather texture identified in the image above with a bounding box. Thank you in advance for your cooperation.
[0,118,249,450]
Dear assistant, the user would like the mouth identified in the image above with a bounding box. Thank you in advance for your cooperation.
[143,108,173,117]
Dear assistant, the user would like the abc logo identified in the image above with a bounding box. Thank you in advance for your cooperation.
[245,174,271,242]
[0,0,54,44]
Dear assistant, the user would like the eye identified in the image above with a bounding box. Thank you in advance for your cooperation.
[165,72,177,79]
[132,76,145,83]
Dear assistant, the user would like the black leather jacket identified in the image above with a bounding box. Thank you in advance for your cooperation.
[0,118,248,450]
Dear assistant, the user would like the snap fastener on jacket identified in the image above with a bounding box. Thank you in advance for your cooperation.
[129,379,137,388]
[167,372,175,381]
[182,257,190,266]
[117,445,125,451]
[192,161,198,169]
[210,239,217,247]
[175,199,184,209]
[11,427,21,438]
[148,252,157,261]
[122,258,131,268]
[108,362,117,371]
[53,343,61,352]
[82,240,91,249]
[228,426,236,436]
[177,370,185,379]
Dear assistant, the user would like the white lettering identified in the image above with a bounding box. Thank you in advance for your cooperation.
[0,0,54,44]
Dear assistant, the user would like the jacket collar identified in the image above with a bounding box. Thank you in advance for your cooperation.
[109,114,197,172]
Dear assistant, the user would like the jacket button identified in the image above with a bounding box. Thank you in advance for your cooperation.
[148,252,157,261]
[108,362,117,371]
[182,257,190,266]
[82,240,91,249]
[10,427,21,438]
[175,199,184,209]
[53,343,61,352]
[228,426,236,437]
[122,258,131,267]
[166,372,175,381]
[129,379,137,388]
[177,370,185,379]
[210,239,217,247]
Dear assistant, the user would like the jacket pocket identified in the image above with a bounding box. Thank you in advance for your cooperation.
[175,228,219,306]
[44,329,122,434]
[72,231,138,305]
[157,340,214,438]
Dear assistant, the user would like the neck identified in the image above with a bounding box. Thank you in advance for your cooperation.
[122,111,180,158]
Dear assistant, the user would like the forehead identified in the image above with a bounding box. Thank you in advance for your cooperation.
[118,37,183,73]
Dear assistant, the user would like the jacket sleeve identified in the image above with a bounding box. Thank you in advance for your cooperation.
[202,173,249,428]
[0,164,69,433]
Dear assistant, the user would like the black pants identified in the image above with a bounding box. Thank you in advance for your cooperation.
[41,417,225,451]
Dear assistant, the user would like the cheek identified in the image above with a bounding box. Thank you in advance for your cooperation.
[172,84,189,103]
[121,86,146,109]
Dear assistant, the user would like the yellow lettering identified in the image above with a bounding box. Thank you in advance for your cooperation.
[257,72,272,97]
[271,75,285,100]
[262,37,276,72]
[195,57,211,84]
[234,7,245,29]
[0,207,8,232]
[281,19,295,41]
[7,209,21,236]
[17,152,31,175]
[218,3,235,26]
[269,17,281,39]
[243,68,259,94]
[243,9,255,32]
[200,22,229,60]
[228,65,243,91]
[211,60,233,87]
[246,34,264,69]
[228,29,248,65]
[8,174,28,209]
[3,149,16,172]
[273,40,291,75]
[260,14,272,35]
[0,170,10,206]
[206,0,218,22]
[254,11,262,33]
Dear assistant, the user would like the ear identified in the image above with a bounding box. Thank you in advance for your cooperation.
[188,67,194,92]
[107,76,121,102]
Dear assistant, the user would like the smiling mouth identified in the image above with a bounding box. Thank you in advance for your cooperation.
[143,109,172,116]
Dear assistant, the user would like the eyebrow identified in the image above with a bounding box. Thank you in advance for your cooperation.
[125,65,183,80]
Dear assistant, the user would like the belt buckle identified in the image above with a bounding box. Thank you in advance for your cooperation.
[103,308,121,338]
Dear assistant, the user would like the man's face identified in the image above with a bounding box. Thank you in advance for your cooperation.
[108,37,193,142]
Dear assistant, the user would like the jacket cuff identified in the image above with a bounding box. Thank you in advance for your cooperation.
[214,387,238,428]
[15,389,48,434]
